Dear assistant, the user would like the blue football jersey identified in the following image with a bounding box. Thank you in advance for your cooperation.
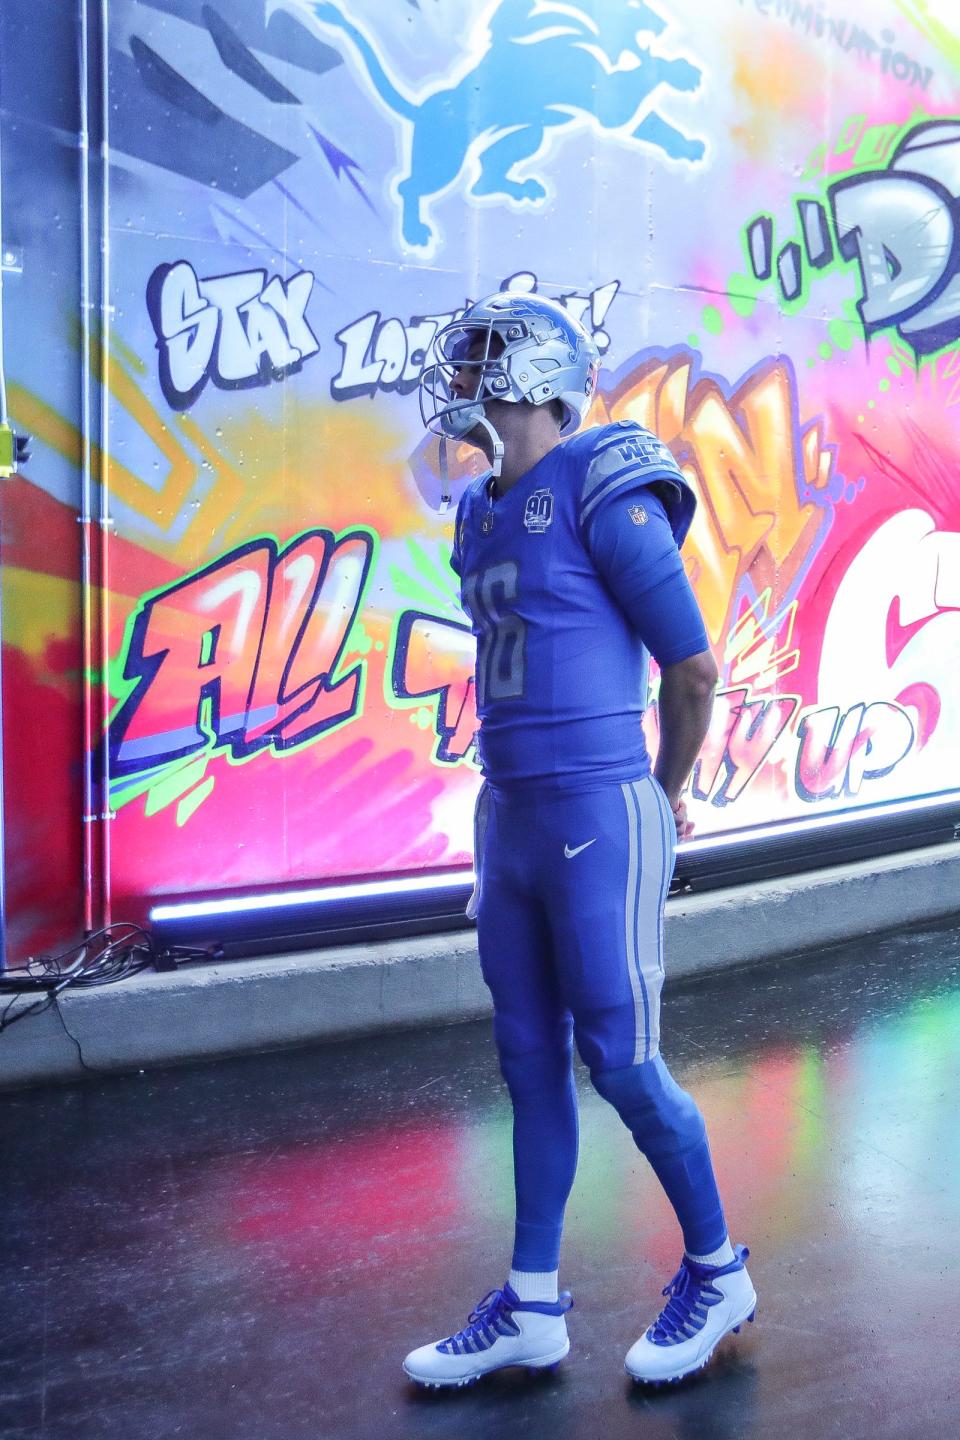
[451,420,706,787]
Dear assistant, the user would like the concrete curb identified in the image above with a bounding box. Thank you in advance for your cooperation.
[2,842,959,1090]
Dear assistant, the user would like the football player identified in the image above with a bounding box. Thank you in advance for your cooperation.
[404,292,755,1389]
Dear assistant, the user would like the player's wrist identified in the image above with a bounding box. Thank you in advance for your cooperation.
[654,774,682,811]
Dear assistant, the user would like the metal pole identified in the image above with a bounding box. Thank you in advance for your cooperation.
[98,0,113,928]
[78,0,99,937]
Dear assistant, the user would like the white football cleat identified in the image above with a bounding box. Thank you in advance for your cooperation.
[625,1244,756,1385]
[403,1283,572,1389]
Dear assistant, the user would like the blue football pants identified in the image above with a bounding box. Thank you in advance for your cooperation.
[474,775,728,1272]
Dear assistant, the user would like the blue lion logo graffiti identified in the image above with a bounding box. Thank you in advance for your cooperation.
[282,0,706,252]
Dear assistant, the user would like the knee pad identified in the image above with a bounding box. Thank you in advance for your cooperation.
[591,1052,705,1160]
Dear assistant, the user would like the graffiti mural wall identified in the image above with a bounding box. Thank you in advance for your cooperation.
[1,0,958,961]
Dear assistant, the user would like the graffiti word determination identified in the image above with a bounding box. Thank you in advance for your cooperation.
[737,1,932,89]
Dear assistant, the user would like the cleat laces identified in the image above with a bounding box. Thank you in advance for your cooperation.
[436,1289,521,1355]
[648,1261,723,1347]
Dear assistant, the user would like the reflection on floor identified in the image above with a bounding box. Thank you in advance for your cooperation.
[3,918,960,1439]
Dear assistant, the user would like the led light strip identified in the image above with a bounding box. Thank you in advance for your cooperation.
[150,790,959,926]
[150,868,475,923]
[680,790,959,855]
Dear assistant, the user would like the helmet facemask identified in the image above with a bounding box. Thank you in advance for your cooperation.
[418,293,600,509]
[420,319,510,422]
[420,321,510,506]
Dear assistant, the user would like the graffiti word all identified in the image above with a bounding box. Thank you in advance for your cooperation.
[110,528,375,773]
[147,261,321,410]
[745,118,960,357]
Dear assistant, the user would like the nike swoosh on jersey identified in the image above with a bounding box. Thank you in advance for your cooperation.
[564,839,597,859]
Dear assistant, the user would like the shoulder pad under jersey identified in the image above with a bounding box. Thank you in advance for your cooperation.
[577,422,694,544]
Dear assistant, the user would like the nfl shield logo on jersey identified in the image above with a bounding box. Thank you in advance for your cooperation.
[628,503,648,526]
[524,488,554,534]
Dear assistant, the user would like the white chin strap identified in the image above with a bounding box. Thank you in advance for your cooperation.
[438,407,505,512]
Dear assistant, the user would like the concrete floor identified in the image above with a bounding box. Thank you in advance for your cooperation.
[3,918,960,1439]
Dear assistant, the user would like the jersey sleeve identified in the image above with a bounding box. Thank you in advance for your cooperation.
[577,422,695,546]
[584,489,710,666]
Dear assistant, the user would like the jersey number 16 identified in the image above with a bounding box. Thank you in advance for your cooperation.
[463,561,527,706]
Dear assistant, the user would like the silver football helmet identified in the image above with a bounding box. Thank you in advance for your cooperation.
[420,292,600,503]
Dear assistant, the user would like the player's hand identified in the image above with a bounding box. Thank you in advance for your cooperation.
[671,796,695,841]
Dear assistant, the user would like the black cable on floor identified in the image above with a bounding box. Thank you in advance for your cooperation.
[0,988,55,1031]
[51,992,101,1074]
[0,924,159,1064]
